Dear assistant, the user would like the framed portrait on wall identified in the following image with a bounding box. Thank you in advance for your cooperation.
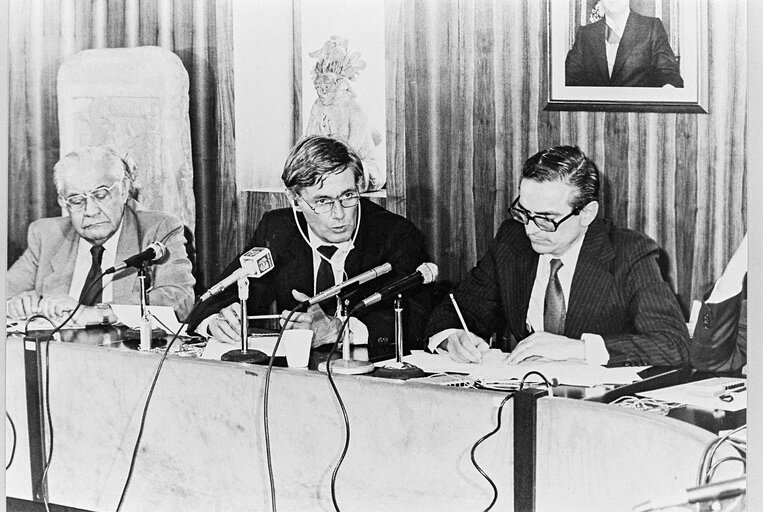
[545,0,708,112]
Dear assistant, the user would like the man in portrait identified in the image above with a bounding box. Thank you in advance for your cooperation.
[565,0,684,87]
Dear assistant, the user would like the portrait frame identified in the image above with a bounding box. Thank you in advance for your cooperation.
[545,0,708,113]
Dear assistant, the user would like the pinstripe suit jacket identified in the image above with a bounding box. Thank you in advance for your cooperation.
[426,218,689,366]
[6,200,196,319]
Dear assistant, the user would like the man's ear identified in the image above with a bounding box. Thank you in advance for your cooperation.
[57,195,67,210]
[580,200,599,227]
[288,191,303,212]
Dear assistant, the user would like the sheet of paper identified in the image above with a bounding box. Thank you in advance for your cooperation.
[381,350,645,387]
[6,317,87,333]
[638,378,747,412]
[109,304,186,335]
[201,334,285,360]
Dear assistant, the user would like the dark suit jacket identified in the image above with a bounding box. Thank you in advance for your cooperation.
[565,11,684,87]
[6,199,196,319]
[187,199,432,359]
[426,218,689,367]
[690,289,747,373]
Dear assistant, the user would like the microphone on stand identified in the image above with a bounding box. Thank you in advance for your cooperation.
[200,247,275,302]
[104,242,166,274]
[301,262,392,308]
[351,262,438,313]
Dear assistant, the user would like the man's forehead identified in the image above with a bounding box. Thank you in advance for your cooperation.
[61,161,120,190]
[519,179,575,211]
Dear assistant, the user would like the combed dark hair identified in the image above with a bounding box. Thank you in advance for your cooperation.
[521,145,599,209]
[281,135,364,193]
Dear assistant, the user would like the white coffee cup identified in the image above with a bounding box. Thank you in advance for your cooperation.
[284,329,313,368]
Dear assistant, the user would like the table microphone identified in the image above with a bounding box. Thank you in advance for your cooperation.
[351,262,438,313]
[300,262,392,308]
[200,247,275,302]
[105,241,166,274]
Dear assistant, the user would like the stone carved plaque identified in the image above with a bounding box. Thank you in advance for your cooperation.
[58,46,195,232]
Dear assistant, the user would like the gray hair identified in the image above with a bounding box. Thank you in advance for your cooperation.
[53,145,135,195]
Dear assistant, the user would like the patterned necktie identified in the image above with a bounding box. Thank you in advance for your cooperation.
[79,245,105,306]
[543,258,566,335]
[316,245,338,316]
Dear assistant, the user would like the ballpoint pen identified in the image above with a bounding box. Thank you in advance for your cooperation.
[449,293,482,362]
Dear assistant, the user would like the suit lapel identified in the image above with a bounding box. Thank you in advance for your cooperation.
[611,13,638,81]
[283,211,319,297]
[43,224,79,295]
[507,237,538,340]
[591,20,611,83]
[113,206,141,301]
[565,221,615,337]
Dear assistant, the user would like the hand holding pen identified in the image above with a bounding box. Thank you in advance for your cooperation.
[444,293,490,363]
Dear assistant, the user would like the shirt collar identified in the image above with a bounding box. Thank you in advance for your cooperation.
[605,10,630,37]
[306,225,355,255]
[76,219,123,259]
[538,229,586,271]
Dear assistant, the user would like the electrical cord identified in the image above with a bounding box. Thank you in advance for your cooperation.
[470,392,514,512]
[114,301,198,512]
[469,370,555,512]
[697,425,747,486]
[262,305,305,512]
[323,315,353,512]
[6,411,17,470]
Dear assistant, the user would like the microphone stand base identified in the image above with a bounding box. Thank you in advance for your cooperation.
[318,358,375,375]
[375,362,427,380]
[221,349,269,364]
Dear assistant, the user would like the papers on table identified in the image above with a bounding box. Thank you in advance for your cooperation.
[638,377,747,412]
[380,350,646,387]
[7,316,86,333]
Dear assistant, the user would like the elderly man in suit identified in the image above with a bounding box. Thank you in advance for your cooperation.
[565,0,684,88]
[6,145,196,324]
[187,135,431,360]
[426,145,689,367]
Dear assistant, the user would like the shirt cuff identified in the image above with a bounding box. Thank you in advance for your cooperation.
[195,315,215,338]
[582,333,609,366]
[428,328,460,353]
[346,317,369,345]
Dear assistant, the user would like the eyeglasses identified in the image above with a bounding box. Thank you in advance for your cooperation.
[300,191,360,214]
[60,180,122,211]
[508,197,582,232]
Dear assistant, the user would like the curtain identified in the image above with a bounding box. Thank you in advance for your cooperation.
[7,0,236,290]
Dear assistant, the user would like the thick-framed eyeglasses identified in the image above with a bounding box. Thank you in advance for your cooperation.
[300,191,360,215]
[508,196,582,233]
[60,180,122,211]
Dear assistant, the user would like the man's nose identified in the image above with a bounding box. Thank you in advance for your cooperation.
[329,200,346,220]
[524,219,541,235]
[83,196,101,216]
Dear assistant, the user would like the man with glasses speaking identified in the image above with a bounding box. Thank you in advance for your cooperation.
[426,145,689,367]
[6,145,196,324]
[187,135,431,359]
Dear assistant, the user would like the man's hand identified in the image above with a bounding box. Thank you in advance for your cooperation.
[282,290,342,348]
[6,291,41,320]
[209,303,243,344]
[38,294,79,321]
[441,330,490,363]
[505,332,585,365]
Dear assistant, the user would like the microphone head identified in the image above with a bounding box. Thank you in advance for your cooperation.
[417,262,438,284]
[148,241,167,263]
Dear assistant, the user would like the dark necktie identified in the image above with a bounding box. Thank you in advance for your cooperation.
[79,245,105,306]
[316,245,338,316]
[543,258,566,335]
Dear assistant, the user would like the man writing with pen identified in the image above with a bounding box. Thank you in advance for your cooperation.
[186,135,433,360]
[426,145,689,367]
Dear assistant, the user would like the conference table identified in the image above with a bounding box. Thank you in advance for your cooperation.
[5,326,743,512]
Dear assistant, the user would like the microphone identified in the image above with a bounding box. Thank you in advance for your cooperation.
[633,477,746,512]
[105,241,166,274]
[351,262,438,313]
[199,247,275,302]
[301,262,392,307]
